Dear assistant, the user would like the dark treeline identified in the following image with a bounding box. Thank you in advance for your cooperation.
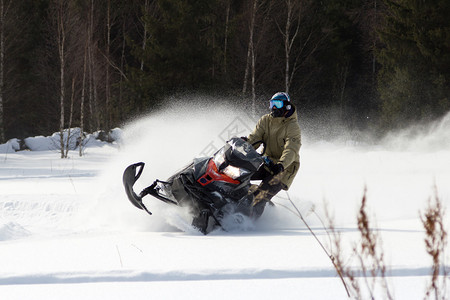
[0,0,448,142]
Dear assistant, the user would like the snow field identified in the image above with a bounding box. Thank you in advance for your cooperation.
[1,101,450,299]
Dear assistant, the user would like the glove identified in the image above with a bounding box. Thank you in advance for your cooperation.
[240,136,248,142]
[271,163,284,175]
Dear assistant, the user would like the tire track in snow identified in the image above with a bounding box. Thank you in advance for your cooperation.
[0,267,439,285]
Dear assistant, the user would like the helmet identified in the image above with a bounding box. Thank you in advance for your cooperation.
[269,92,291,117]
[270,92,290,102]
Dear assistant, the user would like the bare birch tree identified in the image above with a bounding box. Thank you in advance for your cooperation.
[223,0,231,75]
[49,0,81,158]
[55,0,67,158]
[140,0,149,71]
[79,31,88,157]
[88,0,99,132]
[274,0,329,95]
[105,0,111,129]
[64,77,75,158]
[277,0,317,93]
[242,0,257,98]
[276,0,303,93]
[243,0,273,116]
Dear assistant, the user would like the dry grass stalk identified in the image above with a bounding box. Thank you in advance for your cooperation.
[325,187,449,299]
[354,188,393,300]
[421,187,448,300]
[325,188,393,300]
[324,205,359,298]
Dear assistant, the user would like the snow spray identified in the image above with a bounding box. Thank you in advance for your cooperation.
[94,95,450,233]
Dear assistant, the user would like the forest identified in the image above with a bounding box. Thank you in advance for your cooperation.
[0,0,448,143]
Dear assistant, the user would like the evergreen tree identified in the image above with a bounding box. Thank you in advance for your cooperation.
[377,0,450,129]
[3,0,51,139]
[304,0,378,127]
[125,0,218,112]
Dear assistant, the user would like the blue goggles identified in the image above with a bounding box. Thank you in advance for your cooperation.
[270,99,284,109]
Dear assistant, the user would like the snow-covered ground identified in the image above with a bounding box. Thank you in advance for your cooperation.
[1,102,449,299]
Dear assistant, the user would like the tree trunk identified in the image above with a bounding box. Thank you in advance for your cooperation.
[223,0,230,75]
[281,0,301,93]
[140,0,149,71]
[80,37,88,157]
[284,0,292,92]
[243,0,257,97]
[119,19,126,122]
[88,32,93,132]
[251,41,256,115]
[87,0,99,132]
[372,0,377,87]
[65,77,75,158]
[339,63,349,119]
[105,0,111,129]
[0,0,5,143]
[57,1,66,159]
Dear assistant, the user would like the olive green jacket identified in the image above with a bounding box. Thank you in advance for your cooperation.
[247,108,301,189]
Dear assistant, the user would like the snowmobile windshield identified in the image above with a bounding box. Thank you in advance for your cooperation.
[213,137,263,176]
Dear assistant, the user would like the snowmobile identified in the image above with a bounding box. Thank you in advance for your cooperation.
[123,137,274,234]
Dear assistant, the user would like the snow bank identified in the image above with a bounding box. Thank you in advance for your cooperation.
[0,222,31,241]
[0,128,123,153]
[0,138,20,153]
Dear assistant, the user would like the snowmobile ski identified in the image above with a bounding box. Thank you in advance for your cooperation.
[122,162,153,215]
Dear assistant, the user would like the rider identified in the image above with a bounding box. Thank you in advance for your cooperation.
[243,92,301,218]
